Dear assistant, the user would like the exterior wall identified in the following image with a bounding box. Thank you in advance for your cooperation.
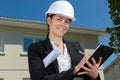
[104,57,120,80]
[0,18,105,80]
[0,26,32,80]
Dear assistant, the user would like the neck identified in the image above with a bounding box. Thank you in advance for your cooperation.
[48,34,63,47]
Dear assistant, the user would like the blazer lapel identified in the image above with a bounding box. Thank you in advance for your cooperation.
[43,38,59,73]
[53,59,59,73]
[65,41,75,67]
[64,40,82,67]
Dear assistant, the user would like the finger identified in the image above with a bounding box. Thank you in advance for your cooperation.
[91,57,96,65]
[86,54,91,58]
[77,71,88,75]
[81,65,91,72]
[97,57,102,67]
[84,54,90,60]
[85,61,93,69]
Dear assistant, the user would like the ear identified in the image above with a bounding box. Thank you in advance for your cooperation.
[47,17,51,25]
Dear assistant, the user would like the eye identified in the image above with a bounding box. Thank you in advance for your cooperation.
[65,20,71,24]
[57,18,62,21]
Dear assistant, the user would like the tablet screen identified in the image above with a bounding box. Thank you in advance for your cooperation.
[79,44,115,72]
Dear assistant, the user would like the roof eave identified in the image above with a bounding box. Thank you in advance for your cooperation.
[0,17,106,37]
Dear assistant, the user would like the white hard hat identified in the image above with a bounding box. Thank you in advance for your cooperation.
[46,0,76,21]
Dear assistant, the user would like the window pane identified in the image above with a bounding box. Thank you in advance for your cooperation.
[24,38,33,52]
[35,38,40,42]
[0,78,4,80]
[23,78,30,80]
[0,34,2,52]
[35,38,44,42]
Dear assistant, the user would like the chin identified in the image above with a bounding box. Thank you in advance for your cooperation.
[57,34,64,37]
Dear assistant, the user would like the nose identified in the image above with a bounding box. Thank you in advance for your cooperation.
[61,20,68,27]
[61,21,66,26]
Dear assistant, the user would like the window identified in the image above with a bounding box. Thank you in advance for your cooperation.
[0,33,2,51]
[0,32,4,53]
[23,37,33,52]
[0,78,4,80]
[22,34,44,53]
[23,78,30,80]
[23,37,43,52]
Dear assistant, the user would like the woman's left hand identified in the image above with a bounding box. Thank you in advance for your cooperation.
[77,57,102,80]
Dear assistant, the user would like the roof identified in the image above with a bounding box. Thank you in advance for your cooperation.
[0,16,106,37]
[104,55,120,71]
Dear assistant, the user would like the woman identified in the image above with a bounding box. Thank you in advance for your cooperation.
[28,0,102,80]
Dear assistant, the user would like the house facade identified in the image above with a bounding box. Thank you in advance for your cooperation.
[0,17,105,80]
[104,56,120,80]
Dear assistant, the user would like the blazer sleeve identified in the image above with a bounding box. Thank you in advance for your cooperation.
[72,41,84,53]
[72,42,101,80]
[28,43,76,80]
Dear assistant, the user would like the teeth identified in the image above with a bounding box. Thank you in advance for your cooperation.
[60,28,63,30]
[60,28,64,31]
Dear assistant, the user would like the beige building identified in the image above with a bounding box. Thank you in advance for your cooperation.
[104,56,120,80]
[0,17,105,80]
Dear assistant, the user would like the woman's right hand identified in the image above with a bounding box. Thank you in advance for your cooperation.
[73,54,102,80]
[73,54,90,75]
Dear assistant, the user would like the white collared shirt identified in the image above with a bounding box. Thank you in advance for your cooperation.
[57,44,71,73]
[50,40,72,73]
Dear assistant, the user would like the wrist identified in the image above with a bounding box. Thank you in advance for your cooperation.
[90,73,100,80]
[72,66,79,75]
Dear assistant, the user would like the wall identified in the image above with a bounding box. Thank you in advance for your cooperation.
[0,18,105,80]
[104,56,120,80]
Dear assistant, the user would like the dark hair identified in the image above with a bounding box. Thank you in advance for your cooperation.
[46,14,55,37]
[46,14,55,18]
[46,14,71,37]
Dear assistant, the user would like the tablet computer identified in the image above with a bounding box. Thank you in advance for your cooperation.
[79,44,116,72]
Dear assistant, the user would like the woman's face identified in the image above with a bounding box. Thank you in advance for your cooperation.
[47,14,71,37]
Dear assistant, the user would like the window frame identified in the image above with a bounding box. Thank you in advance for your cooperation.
[0,32,5,55]
[23,78,30,80]
[21,34,45,55]
[0,78,4,80]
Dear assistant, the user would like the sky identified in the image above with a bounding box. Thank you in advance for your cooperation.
[0,0,117,68]
[0,0,113,29]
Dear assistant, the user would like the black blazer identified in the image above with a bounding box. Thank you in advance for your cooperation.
[28,38,98,80]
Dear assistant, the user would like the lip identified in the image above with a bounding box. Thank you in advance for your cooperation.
[60,28,64,31]
[58,28,65,32]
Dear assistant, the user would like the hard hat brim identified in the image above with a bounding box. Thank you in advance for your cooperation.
[46,13,76,22]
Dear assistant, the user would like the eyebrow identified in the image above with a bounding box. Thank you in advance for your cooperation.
[57,15,71,22]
